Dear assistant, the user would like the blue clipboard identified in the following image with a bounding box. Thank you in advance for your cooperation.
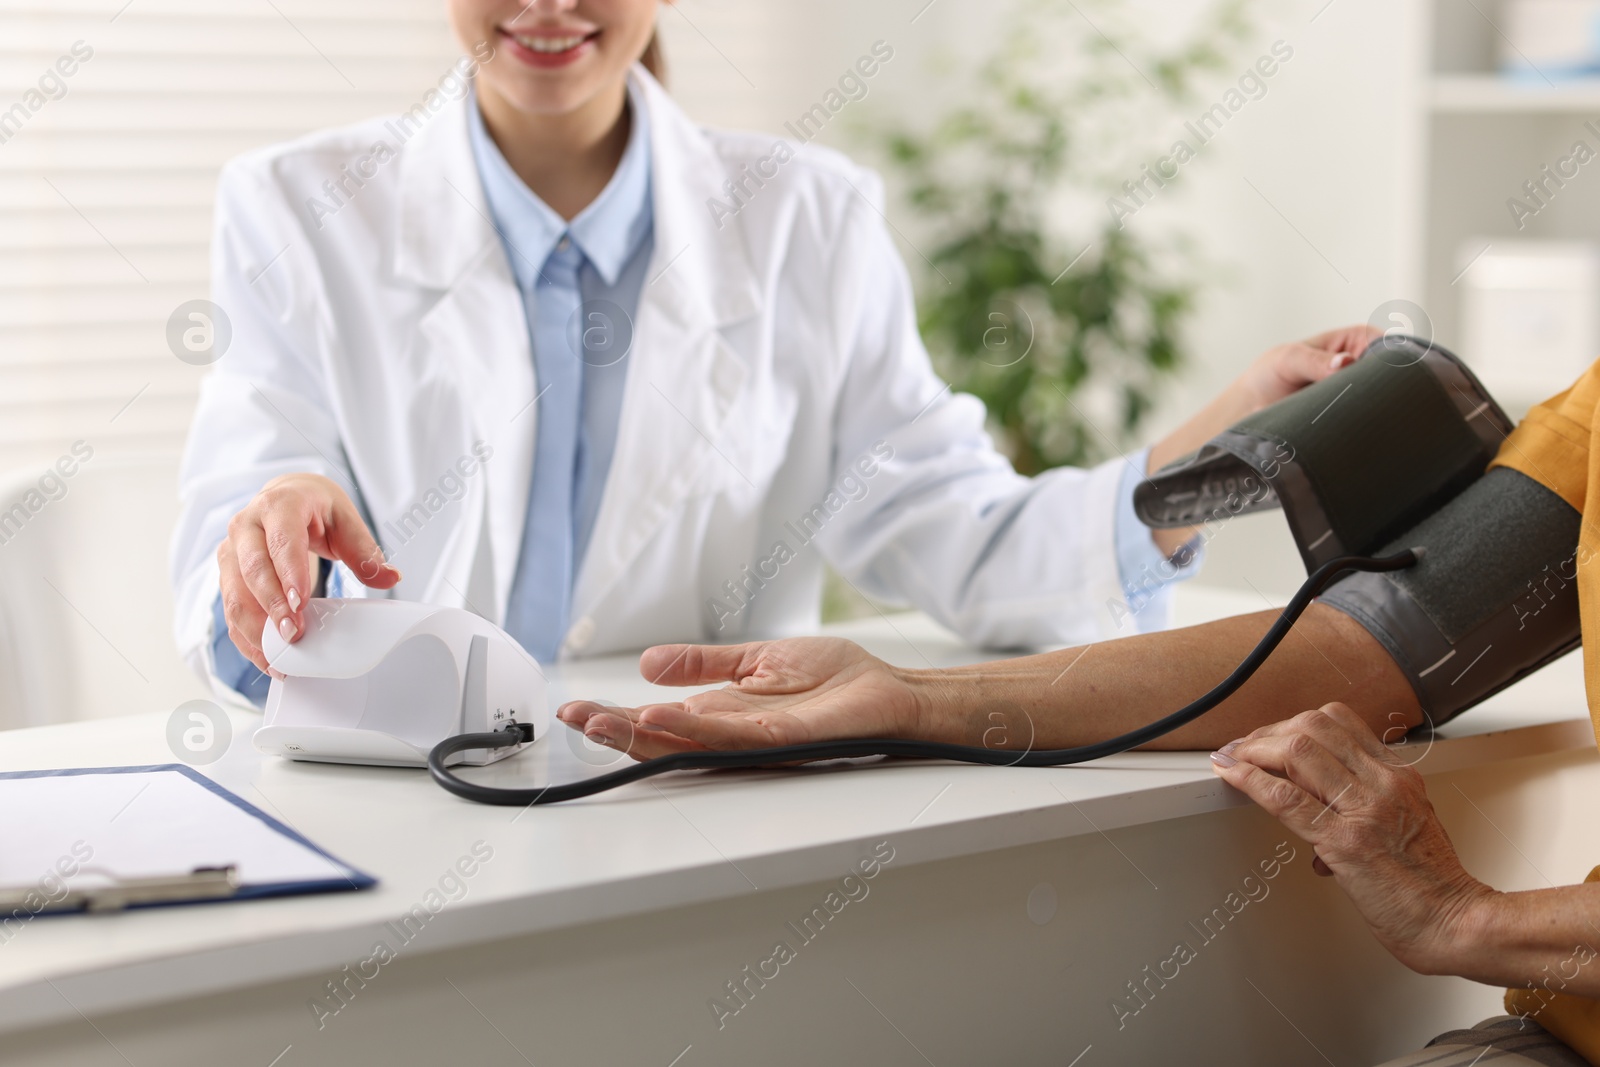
[0,764,376,911]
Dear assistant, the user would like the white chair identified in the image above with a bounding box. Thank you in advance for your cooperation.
[0,452,213,729]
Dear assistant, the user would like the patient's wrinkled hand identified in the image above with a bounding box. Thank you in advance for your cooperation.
[556,638,930,761]
[1209,702,1493,977]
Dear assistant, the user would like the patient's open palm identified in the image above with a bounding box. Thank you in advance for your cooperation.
[556,638,925,761]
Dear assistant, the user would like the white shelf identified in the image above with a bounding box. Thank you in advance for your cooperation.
[1431,73,1600,112]
[1472,375,1566,419]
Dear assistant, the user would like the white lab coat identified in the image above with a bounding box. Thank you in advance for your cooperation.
[171,68,1156,692]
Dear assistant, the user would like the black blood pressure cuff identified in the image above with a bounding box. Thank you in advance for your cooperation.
[1135,336,1514,573]
[1135,336,1582,727]
[1317,468,1581,726]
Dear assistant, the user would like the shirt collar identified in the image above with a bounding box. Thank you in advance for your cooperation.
[467,77,652,290]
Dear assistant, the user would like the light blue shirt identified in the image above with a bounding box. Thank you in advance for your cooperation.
[1114,446,1202,630]
[469,83,653,661]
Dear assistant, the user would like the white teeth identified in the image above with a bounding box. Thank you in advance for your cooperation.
[514,34,588,53]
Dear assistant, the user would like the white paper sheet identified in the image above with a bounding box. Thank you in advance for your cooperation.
[0,767,364,892]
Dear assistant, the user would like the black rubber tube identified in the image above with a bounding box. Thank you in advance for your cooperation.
[428,549,1421,806]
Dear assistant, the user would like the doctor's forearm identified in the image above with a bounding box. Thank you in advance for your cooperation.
[905,604,1421,750]
[1147,386,1259,475]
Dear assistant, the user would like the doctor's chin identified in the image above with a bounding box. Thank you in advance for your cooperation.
[8,2,1600,1065]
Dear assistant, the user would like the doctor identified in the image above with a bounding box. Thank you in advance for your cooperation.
[171,0,1374,703]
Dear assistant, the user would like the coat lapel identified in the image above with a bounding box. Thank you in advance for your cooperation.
[389,74,766,640]
[569,70,763,625]
[393,96,535,623]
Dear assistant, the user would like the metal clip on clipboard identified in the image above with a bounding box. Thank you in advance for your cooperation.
[0,865,239,915]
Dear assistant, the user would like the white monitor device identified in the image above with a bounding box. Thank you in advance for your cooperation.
[254,599,545,768]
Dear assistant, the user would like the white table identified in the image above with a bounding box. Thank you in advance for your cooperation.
[2,587,1596,1067]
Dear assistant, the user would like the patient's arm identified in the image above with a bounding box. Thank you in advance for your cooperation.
[556,603,1421,760]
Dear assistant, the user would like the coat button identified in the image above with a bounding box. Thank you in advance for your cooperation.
[566,616,596,651]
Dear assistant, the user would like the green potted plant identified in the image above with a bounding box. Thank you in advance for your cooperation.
[868,0,1254,474]
[820,0,1257,620]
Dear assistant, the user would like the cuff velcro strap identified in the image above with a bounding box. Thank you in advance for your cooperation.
[1318,467,1579,726]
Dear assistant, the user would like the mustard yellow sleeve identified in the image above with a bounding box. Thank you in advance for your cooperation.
[1494,364,1600,1062]
[1488,361,1600,514]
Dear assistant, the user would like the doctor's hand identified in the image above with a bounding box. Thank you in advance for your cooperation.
[1232,323,1382,413]
[1147,324,1380,474]
[1208,703,1493,978]
[1143,323,1380,556]
[218,473,401,674]
[555,638,928,760]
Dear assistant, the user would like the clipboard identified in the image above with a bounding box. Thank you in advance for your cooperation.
[0,764,375,913]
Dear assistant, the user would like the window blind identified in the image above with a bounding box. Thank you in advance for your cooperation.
[0,0,461,471]
[0,0,791,474]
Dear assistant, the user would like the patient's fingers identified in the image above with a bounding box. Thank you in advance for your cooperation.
[1227,732,1359,810]
[635,703,788,749]
[581,712,711,760]
[1233,704,1388,769]
[557,699,645,728]
[1312,702,1393,760]
[639,643,760,687]
[1212,757,1326,840]
[559,699,728,730]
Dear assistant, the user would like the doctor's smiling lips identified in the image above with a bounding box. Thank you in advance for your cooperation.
[462,0,664,85]
[449,1,666,148]
[498,14,605,69]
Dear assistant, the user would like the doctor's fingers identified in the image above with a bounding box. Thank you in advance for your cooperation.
[290,485,400,591]
[227,508,304,643]
[1279,342,1358,385]
[1305,323,1382,355]
[217,542,272,674]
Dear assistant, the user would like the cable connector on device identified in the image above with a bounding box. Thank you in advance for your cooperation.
[502,721,535,744]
